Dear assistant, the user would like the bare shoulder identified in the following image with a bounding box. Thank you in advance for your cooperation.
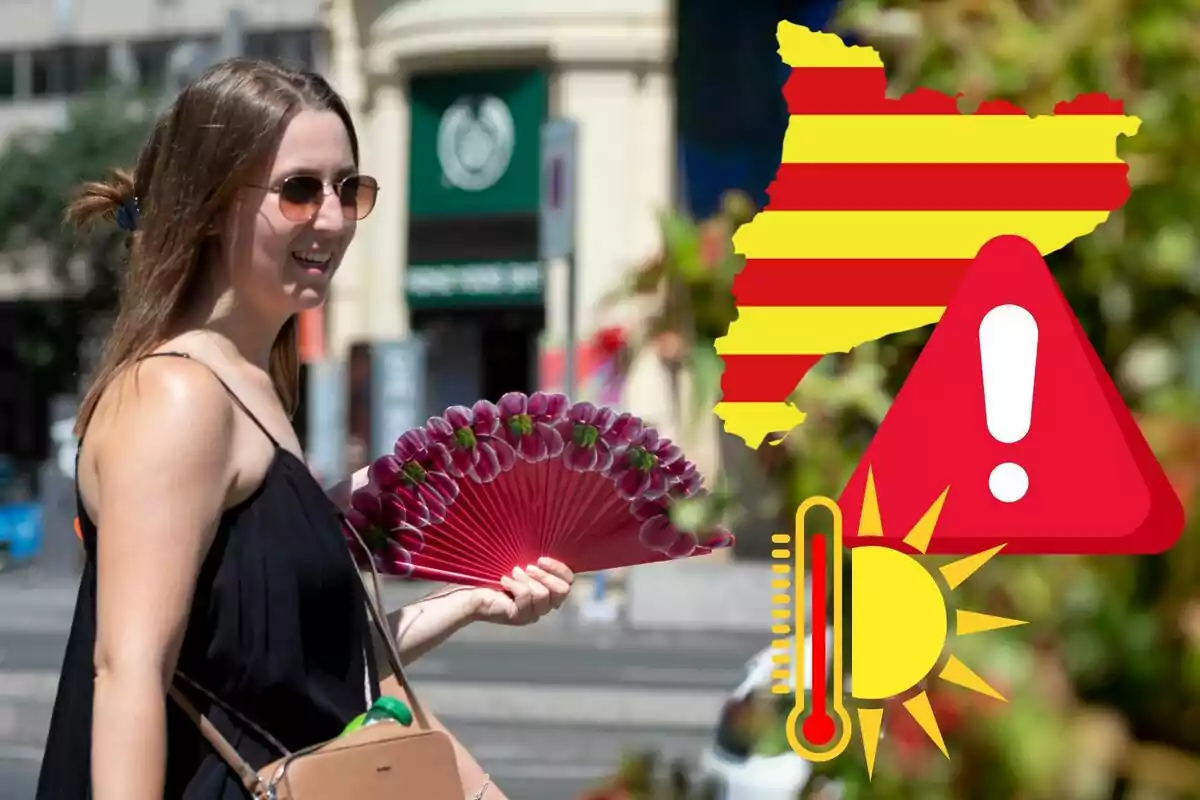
[100,355,233,440]
[88,355,237,484]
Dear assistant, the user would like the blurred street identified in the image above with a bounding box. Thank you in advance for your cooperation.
[0,566,769,800]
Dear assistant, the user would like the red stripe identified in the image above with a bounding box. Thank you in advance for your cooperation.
[807,533,830,738]
[1055,93,1128,115]
[733,259,970,307]
[720,355,823,403]
[784,68,1126,117]
[765,163,1130,211]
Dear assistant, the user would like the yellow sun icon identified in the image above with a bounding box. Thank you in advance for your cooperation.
[851,467,1027,779]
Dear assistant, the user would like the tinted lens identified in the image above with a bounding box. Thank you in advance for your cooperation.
[277,176,324,221]
[342,175,379,220]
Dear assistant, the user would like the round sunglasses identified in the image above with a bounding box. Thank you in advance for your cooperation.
[250,174,380,222]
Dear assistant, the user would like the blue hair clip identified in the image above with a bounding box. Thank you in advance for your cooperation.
[115,197,140,232]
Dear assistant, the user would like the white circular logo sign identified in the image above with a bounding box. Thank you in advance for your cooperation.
[437,95,515,192]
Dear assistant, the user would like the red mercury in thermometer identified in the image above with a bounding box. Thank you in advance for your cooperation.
[784,496,853,762]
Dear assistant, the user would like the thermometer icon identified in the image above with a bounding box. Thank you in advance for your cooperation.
[771,496,853,761]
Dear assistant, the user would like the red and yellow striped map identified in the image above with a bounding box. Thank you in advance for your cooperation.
[714,23,1141,448]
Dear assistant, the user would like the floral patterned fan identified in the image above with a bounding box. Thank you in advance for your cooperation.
[342,392,734,588]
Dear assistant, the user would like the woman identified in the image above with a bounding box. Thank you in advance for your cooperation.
[36,58,573,799]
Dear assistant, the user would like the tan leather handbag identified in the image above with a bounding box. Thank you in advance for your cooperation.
[167,527,475,799]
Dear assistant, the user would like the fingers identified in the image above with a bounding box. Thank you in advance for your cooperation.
[513,567,552,618]
[493,560,574,625]
[526,563,571,610]
[498,576,528,622]
[536,557,575,586]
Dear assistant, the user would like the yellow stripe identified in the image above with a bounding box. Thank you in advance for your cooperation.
[733,210,1113,260]
[777,23,883,68]
[781,115,1140,164]
[712,401,807,446]
[717,307,944,356]
[716,401,809,449]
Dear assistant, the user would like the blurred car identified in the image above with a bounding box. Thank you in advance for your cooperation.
[0,501,43,573]
[697,626,837,800]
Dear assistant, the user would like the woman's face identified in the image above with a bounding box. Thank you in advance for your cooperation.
[223,108,359,318]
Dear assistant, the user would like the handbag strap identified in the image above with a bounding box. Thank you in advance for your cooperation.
[165,518,435,796]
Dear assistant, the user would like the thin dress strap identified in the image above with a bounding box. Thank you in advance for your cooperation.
[138,352,281,449]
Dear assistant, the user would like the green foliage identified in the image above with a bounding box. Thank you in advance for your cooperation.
[0,87,152,392]
[0,88,150,273]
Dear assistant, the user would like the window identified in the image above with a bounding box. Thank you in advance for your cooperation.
[65,45,109,94]
[28,45,112,97]
[246,30,319,70]
[245,32,280,62]
[132,38,174,92]
[30,49,63,96]
[0,53,14,99]
[281,30,317,70]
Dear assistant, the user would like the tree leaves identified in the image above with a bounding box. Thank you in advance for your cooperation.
[0,87,151,395]
[0,88,149,285]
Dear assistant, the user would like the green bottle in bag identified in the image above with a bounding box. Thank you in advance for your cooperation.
[341,696,413,736]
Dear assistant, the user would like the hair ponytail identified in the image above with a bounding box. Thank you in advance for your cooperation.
[64,169,136,232]
[69,168,143,437]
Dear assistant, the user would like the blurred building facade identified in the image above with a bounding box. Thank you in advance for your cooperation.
[0,0,328,302]
[322,0,842,469]
[323,0,674,422]
[0,0,329,491]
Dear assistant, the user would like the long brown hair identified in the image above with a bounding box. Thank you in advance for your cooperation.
[67,58,360,436]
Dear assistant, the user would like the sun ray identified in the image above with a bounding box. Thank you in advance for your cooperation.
[902,691,948,757]
[900,486,949,554]
[858,467,883,536]
[938,655,1006,701]
[939,544,1006,590]
[956,609,1027,636]
[856,706,884,779]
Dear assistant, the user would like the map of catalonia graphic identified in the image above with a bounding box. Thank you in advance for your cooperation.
[714,22,1141,448]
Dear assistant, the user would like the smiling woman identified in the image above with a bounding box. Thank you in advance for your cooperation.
[36,57,572,800]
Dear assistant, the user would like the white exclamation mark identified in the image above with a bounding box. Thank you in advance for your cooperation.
[979,304,1039,503]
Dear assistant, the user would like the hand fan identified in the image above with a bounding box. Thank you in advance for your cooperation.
[342,391,734,588]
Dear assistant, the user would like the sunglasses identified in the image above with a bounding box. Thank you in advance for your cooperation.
[250,174,380,222]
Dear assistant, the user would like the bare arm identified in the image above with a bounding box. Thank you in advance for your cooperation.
[385,587,479,666]
[89,362,237,800]
[381,561,572,665]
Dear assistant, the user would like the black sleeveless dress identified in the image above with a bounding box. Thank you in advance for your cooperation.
[37,353,380,798]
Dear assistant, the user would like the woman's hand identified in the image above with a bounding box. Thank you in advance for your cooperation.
[469,558,575,626]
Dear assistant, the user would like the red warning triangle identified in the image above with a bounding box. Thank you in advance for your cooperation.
[838,235,1184,555]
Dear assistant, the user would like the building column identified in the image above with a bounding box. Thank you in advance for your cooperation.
[324,0,370,360]
[560,68,632,339]
[364,72,411,341]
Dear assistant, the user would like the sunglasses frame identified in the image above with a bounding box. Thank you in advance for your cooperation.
[247,174,380,222]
